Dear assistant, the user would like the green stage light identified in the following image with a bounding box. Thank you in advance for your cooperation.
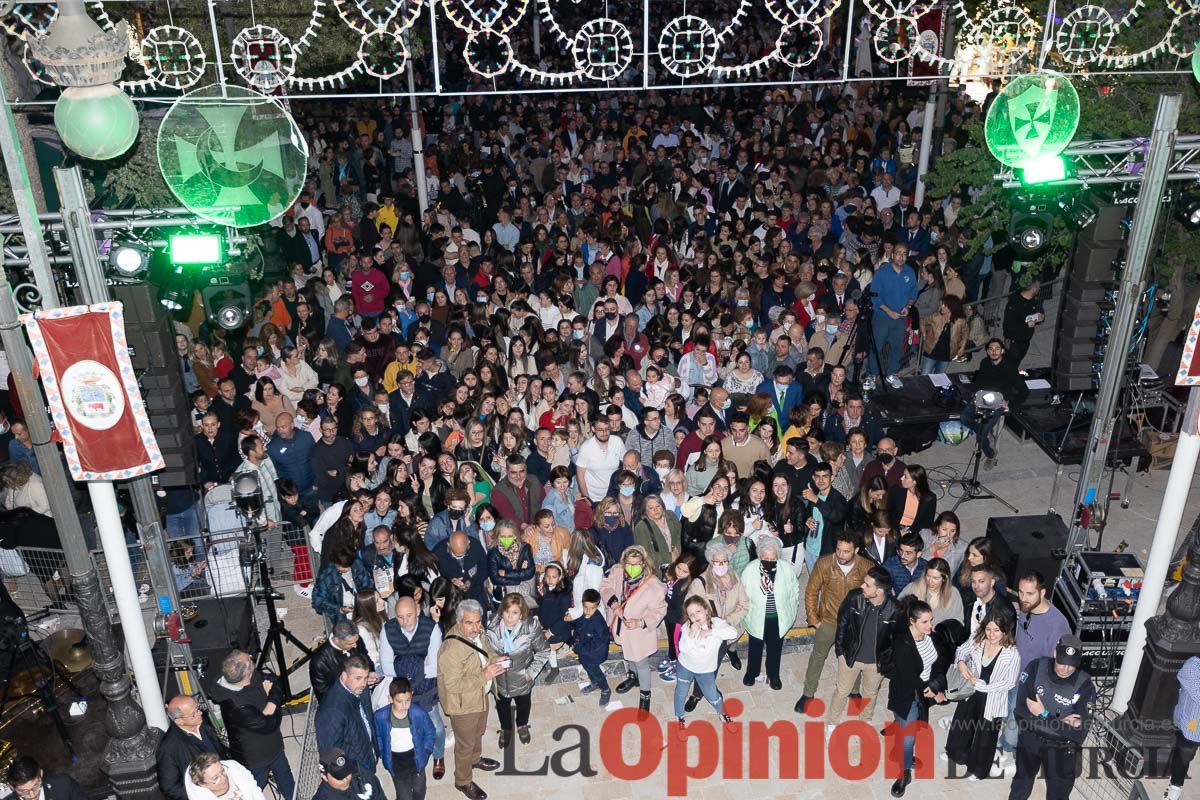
[169,233,222,265]
[1018,156,1067,185]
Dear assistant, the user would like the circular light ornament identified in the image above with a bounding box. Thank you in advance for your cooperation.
[157,84,309,228]
[658,16,719,78]
[141,25,208,90]
[359,29,409,78]
[984,71,1080,168]
[464,29,512,77]
[572,19,634,81]
[230,25,296,91]
[1054,6,1115,66]
[873,16,917,63]
[775,20,823,68]
[55,84,139,161]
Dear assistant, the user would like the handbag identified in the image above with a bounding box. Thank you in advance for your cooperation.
[946,660,978,702]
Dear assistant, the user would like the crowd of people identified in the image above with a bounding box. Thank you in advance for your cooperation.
[137,76,1100,800]
[0,63,1097,800]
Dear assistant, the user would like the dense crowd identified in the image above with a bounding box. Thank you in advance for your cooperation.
[0,76,1101,800]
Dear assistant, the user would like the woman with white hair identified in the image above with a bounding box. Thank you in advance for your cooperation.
[740,534,800,691]
[682,539,750,711]
[185,752,266,800]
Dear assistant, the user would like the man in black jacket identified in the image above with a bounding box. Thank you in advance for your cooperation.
[6,757,87,800]
[962,338,1028,469]
[1001,280,1045,367]
[209,650,293,799]
[315,654,378,773]
[435,531,490,611]
[829,566,898,725]
[211,378,251,435]
[309,620,374,701]
[964,563,1016,635]
[1009,635,1096,800]
[195,413,239,491]
[156,694,229,800]
[802,462,849,557]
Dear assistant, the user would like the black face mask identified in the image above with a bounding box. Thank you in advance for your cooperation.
[419,315,431,325]
[448,507,466,520]
[605,312,618,321]
[878,453,894,465]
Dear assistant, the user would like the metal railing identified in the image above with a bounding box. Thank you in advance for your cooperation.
[292,694,321,800]
[1,523,311,619]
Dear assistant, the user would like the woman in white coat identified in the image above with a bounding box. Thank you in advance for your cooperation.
[944,612,1020,781]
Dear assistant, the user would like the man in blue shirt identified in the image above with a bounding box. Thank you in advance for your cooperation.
[266,413,316,498]
[869,243,918,377]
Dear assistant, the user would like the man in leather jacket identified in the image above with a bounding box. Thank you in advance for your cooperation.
[309,620,374,701]
[830,566,899,724]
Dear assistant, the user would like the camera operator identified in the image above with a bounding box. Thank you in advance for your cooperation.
[960,339,1027,471]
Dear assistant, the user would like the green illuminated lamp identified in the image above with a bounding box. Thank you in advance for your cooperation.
[54,85,139,160]
[985,71,1080,168]
[1193,47,1200,84]
[170,233,223,265]
[1018,155,1067,185]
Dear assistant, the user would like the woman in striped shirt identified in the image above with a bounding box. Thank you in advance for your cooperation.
[884,599,950,798]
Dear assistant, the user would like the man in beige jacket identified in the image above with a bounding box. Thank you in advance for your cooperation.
[436,599,508,800]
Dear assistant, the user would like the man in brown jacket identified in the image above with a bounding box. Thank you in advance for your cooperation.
[436,599,508,800]
[795,529,872,714]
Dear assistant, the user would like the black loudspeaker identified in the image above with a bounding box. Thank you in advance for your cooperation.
[154,595,258,688]
[1081,204,1129,245]
[1072,240,1122,282]
[986,513,1070,591]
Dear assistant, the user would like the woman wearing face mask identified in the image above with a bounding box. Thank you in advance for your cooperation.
[684,540,750,690]
[632,495,681,573]
[487,520,538,609]
[740,533,799,691]
[613,470,646,529]
[599,545,668,716]
[589,497,635,569]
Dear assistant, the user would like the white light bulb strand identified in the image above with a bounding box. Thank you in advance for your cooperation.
[291,0,328,56]
[286,58,366,91]
[534,0,573,46]
[715,0,752,45]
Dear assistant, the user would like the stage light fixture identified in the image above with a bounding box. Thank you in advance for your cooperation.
[974,390,1006,411]
[233,471,265,515]
[1018,155,1067,185]
[200,274,253,332]
[107,243,149,281]
[1008,203,1054,259]
[1177,195,1200,229]
[1057,195,1097,230]
[169,233,223,265]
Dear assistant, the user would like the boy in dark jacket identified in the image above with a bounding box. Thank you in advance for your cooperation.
[373,677,435,800]
[572,589,612,706]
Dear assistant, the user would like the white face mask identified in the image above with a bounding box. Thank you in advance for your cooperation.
[377,403,389,414]
[355,376,370,387]
[655,466,670,479]
[712,564,729,577]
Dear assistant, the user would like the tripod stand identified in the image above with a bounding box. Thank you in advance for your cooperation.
[244,522,312,703]
[949,408,1020,513]
[0,626,83,753]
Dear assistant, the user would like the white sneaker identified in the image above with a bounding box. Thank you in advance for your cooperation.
[293,584,312,599]
[967,775,980,782]
[1165,785,1182,800]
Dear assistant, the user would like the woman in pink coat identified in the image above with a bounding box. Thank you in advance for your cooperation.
[600,544,668,716]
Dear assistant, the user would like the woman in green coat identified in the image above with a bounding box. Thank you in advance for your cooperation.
[632,495,681,575]
[740,533,799,691]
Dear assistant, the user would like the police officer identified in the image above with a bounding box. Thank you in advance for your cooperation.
[1008,634,1096,800]
[312,748,386,800]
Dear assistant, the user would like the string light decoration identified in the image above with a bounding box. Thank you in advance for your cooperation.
[775,20,823,67]
[1054,6,1116,66]
[571,18,633,81]
[359,28,409,77]
[230,25,297,91]
[0,0,1197,98]
[658,15,720,78]
[139,25,207,90]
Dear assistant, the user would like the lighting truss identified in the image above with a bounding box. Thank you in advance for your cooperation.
[997,135,1200,188]
[0,0,1194,100]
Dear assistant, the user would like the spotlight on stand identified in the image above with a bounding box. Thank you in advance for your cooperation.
[974,389,1005,412]
[232,472,265,517]
[107,243,149,282]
